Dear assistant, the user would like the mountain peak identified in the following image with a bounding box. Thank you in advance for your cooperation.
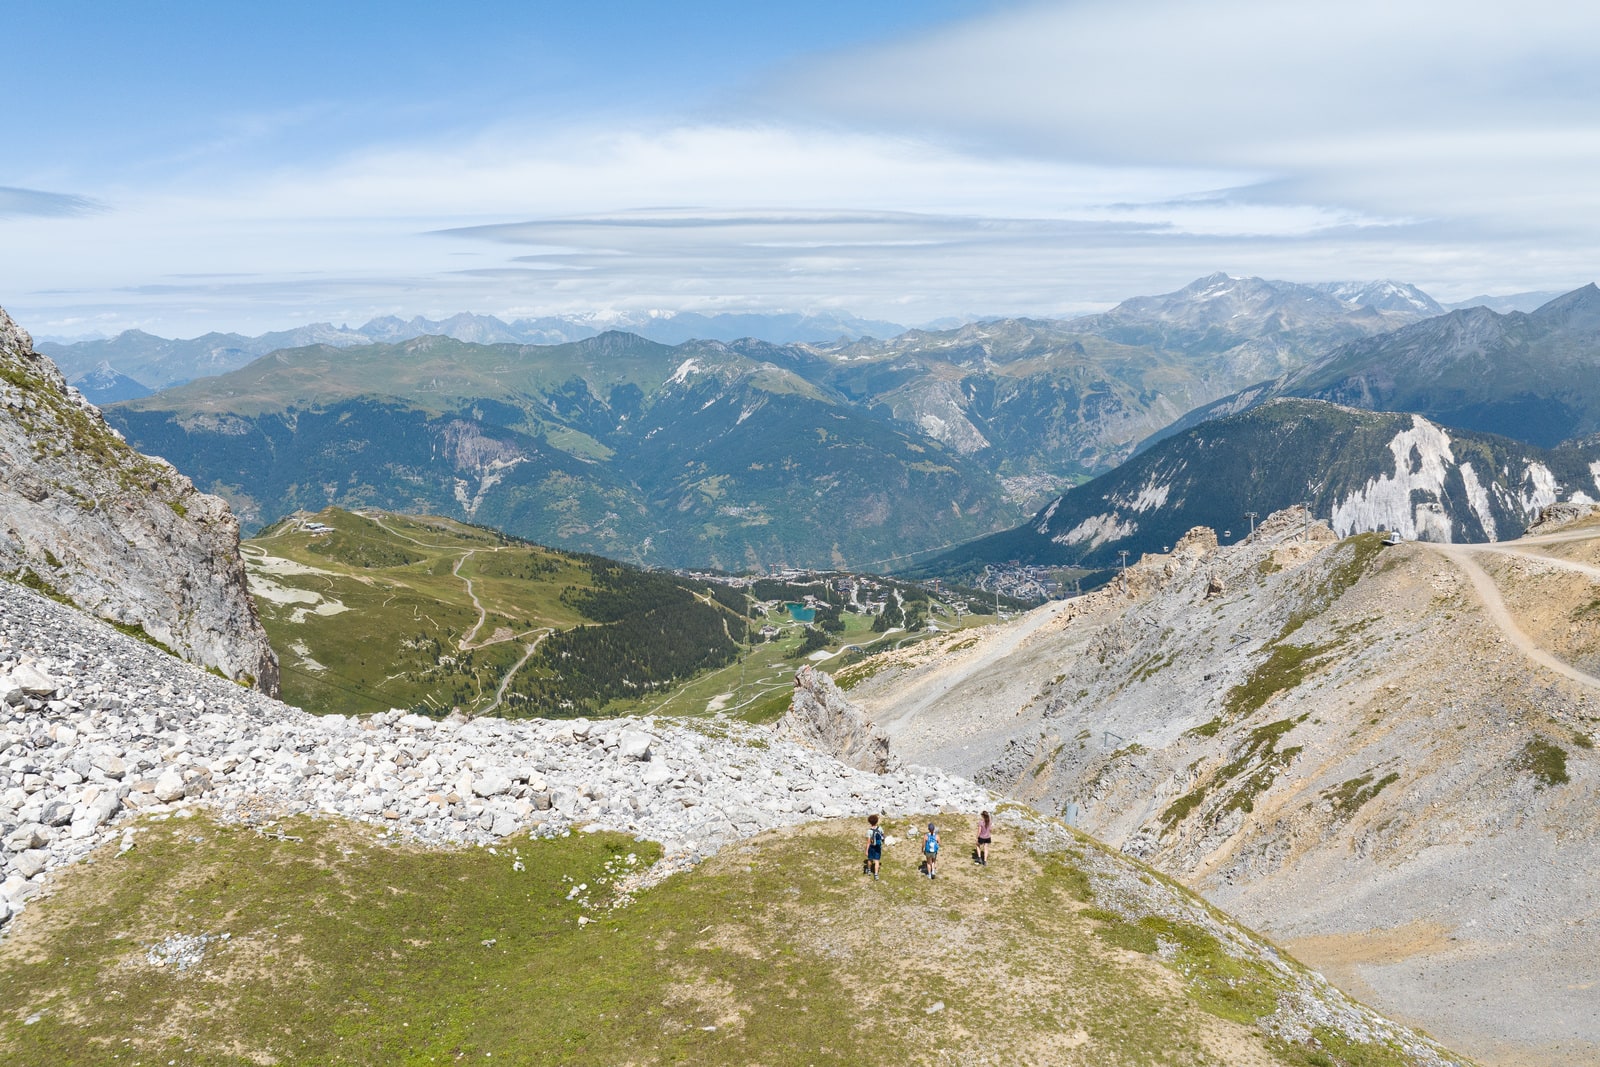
[1529,282,1600,326]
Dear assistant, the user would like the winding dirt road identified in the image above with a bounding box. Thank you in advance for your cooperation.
[1424,523,1600,693]
[478,629,552,716]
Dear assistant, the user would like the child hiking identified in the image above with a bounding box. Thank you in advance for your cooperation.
[976,810,993,866]
[864,813,884,880]
[923,822,941,879]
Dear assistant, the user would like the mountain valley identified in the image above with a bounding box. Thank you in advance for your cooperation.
[100,273,1451,572]
[242,506,1005,720]
[5,280,1599,1064]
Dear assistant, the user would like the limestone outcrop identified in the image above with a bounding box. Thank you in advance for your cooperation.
[1525,500,1600,534]
[0,307,277,692]
[779,665,895,772]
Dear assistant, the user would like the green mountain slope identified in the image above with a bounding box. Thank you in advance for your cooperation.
[246,508,747,717]
[246,508,1002,718]
[110,335,1013,570]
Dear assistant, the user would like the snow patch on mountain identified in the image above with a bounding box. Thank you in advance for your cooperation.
[667,358,700,385]
[1330,416,1455,541]
[1520,463,1558,515]
[1035,498,1061,535]
[1458,462,1498,541]
[1114,478,1172,513]
[1052,513,1135,549]
[1591,460,1600,494]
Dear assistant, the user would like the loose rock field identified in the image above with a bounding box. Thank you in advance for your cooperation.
[0,581,986,928]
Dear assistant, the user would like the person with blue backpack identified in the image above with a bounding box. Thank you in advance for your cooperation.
[864,813,884,881]
[922,822,941,879]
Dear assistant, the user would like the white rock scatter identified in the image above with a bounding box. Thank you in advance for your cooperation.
[0,581,988,929]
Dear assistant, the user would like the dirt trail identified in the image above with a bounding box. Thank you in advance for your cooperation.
[478,629,551,716]
[453,552,491,648]
[368,515,511,651]
[1453,540,1600,580]
[1424,527,1600,693]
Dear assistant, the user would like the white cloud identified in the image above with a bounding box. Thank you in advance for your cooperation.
[4,123,1390,334]
[0,186,104,219]
[4,1,1599,336]
[781,0,1600,159]
[778,0,1600,237]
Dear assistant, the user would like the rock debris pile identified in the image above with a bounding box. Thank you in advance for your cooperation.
[0,581,987,929]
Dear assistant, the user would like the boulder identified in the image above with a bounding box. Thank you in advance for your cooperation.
[152,769,186,803]
[471,772,512,798]
[10,662,59,696]
[40,800,73,827]
[5,823,47,851]
[776,666,895,774]
[1,873,40,903]
[12,849,48,878]
[91,755,127,780]
[617,731,653,762]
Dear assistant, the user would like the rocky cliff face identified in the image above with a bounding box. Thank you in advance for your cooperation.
[0,307,277,693]
[779,665,894,773]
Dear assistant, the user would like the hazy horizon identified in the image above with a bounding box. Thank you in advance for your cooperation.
[6,0,1599,338]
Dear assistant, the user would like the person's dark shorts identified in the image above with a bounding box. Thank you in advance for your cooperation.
[977,836,991,845]
[867,846,882,861]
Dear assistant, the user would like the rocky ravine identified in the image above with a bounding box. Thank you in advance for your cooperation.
[0,306,276,692]
[0,579,1473,1066]
[846,506,1600,1067]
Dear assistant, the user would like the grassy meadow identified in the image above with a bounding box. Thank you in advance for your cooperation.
[0,810,1433,1066]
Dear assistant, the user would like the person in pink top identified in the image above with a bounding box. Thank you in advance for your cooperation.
[975,810,993,867]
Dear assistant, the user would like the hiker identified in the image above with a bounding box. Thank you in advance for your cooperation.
[976,810,993,866]
[865,813,884,881]
[923,822,941,879]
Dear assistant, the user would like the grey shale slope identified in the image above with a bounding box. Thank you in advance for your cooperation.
[846,506,1600,1067]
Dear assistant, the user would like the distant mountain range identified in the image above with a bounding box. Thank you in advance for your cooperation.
[46,275,1449,406]
[42,309,911,398]
[1158,284,1600,450]
[920,398,1600,579]
[1444,290,1570,314]
[788,273,1440,481]
[106,332,1013,572]
[100,275,1444,571]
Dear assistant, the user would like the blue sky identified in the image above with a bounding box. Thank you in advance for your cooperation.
[5,0,1598,337]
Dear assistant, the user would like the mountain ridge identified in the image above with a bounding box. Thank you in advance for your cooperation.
[918,397,1600,580]
[1153,283,1600,452]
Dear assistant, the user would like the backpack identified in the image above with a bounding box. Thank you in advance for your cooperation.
[870,827,884,849]
[924,833,939,855]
